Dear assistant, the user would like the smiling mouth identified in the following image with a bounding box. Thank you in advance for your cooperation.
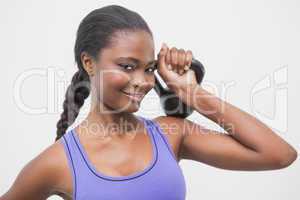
[121,91,145,102]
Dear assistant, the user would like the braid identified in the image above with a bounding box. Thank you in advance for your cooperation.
[55,69,90,141]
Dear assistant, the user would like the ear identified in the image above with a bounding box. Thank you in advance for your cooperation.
[80,52,96,77]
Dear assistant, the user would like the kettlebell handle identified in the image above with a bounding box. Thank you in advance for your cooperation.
[153,58,205,118]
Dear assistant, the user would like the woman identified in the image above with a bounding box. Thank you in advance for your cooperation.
[1,5,297,200]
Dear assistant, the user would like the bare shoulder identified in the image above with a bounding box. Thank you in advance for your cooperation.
[152,115,198,140]
[152,116,188,162]
[1,138,72,200]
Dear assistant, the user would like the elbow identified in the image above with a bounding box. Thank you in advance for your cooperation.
[262,147,298,170]
[274,149,298,169]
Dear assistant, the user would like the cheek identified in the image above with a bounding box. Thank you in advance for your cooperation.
[147,76,155,87]
[105,72,130,89]
[143,76,155,90]
[93,69,129,93]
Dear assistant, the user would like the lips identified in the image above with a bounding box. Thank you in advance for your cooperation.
[121,91,145,101]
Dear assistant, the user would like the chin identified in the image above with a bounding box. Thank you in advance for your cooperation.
[121,99,142,113]
[103,102,140,114]
[106,96,138,114]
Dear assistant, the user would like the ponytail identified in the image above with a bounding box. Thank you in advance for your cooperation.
[55,69,90,141]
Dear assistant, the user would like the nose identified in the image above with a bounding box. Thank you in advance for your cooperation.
[129,71,149,89]
[130,74,145,88]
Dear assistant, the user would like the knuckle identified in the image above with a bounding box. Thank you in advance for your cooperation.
[171,50,178,58]
[170,47,177,52]
[187,50,193,58]
[173,59,178,65]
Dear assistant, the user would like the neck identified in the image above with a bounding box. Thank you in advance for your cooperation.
[78,101,142,139]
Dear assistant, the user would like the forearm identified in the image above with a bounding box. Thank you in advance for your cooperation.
[177,85,297,163]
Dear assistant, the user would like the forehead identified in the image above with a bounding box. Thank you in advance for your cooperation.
[100,30,155,63]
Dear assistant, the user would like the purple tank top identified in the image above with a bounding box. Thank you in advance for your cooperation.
[60,116,186,199]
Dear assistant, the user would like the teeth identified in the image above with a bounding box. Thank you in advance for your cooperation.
[122,91,144,101]
[122,91,143,96]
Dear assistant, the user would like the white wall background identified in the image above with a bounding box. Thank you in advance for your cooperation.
[0,0,299,199]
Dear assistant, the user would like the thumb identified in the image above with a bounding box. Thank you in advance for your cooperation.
[157,43,169,73]
[157,43,171,78]
[157,43,178,90]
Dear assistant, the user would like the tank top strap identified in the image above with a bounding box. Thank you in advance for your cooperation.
[137,115,178,163]
[59,130,79,199]
[60,130,94,199]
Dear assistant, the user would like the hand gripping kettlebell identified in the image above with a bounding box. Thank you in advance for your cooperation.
[153,58,205,118]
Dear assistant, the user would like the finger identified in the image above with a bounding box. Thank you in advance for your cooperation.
[183,51,191,71]
[185,50,193,70]
[166,49,172,70]
[178,49,186,75]
[170,47,178,73]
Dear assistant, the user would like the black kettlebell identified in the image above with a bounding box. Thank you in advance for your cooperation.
[153,58,205,118]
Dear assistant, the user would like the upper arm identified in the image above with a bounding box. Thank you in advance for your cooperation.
[1,141,64,200]
[178,118,285,171]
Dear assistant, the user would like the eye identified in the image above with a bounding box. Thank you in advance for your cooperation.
[146,67,156,73]
[118,63,135,71]
[145,63,157,74]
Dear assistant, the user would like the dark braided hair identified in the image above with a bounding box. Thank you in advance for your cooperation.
[55,5,153,141]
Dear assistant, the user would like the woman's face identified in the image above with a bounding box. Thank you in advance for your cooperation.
[92,30,156,113]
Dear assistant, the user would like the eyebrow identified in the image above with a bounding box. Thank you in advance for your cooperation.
[117,57,157,67]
